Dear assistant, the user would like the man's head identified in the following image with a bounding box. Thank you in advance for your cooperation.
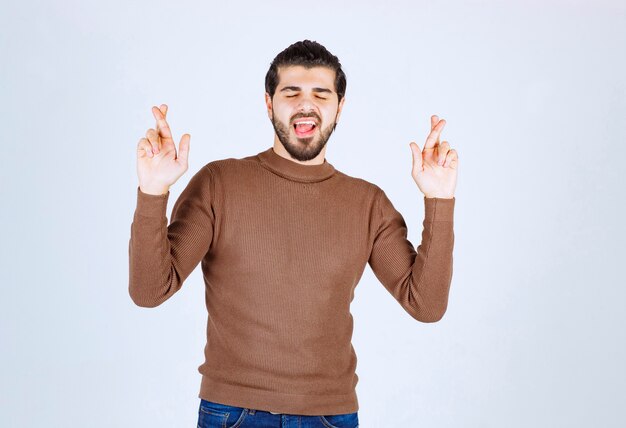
[264,40,347,162]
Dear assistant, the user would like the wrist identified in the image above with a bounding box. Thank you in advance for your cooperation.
[424,194,454,199]
[139,184,170,196]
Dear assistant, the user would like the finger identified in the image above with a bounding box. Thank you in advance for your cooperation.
[431,115,439,131]
[431,115,441,147]
[424,118,446,150]
[137,137,154,158]
[437,141,451,166]
[155,104,168,134]
[444,149,458,169]
[145,128,161,154]
[177,134,191,166]
[410,141,423,173]
[152,106,174,144]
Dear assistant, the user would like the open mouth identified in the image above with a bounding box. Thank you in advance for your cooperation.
[293,120,317,138]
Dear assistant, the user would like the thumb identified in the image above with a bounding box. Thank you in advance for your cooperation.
[410,142,423,175]
[177,134,190,166]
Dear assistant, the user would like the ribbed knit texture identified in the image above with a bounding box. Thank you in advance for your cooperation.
[128,147,455,415]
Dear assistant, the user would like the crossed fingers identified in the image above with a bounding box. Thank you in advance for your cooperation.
[137,104,169,157]
[152,104,173,145]
[427,115,458,169]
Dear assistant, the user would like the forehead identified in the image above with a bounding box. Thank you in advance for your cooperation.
[276,65,336,90]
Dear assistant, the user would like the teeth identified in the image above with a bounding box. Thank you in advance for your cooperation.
[295,121,316,126]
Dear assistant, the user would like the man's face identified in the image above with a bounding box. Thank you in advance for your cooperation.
[265,65,345,162]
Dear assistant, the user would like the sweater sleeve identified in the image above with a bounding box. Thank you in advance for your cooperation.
[128,165,216,308]
[367,188,455,322]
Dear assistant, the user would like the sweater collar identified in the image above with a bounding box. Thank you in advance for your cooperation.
[256,147,336,183]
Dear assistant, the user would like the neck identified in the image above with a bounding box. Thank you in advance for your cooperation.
[256,145,336,183]
[272,138,326,166]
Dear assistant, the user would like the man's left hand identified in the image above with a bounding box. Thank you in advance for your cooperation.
[409,115,458,199]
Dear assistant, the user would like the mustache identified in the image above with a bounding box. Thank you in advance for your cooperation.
[291,113,321,123]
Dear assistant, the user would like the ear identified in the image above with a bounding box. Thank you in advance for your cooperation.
[335,96,346,123]
[265,92,273,120]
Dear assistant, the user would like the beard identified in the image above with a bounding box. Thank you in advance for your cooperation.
[271,111,337,162]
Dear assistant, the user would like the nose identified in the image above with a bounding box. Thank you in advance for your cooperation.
[295,93,318,114]
[296,102,314,114]
[295,104,319,121]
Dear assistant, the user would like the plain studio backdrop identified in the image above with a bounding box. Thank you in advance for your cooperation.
[1,0,624,427]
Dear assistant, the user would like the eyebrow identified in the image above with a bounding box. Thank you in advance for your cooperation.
[279,86,333,94]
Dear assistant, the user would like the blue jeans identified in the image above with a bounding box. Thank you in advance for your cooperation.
[197,398,359,428]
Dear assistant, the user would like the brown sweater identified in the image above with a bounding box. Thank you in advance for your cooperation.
[128,147,455,415]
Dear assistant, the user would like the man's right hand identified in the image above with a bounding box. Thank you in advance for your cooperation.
[136,104,191,195]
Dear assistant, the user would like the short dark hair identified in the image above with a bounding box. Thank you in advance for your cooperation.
[265,39,347,104]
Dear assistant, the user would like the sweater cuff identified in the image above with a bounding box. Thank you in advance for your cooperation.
[135,186,170,218]
[424,196,455,222]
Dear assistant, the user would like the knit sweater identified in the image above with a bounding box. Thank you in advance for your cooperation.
[128,146,455,416]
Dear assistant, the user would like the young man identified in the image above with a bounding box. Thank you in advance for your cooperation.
[130,40,458,427]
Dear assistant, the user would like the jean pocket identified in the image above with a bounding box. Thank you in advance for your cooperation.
[318,411,359,428]
[198,399,248,428]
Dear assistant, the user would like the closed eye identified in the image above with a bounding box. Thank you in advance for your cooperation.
[284,94,328,100]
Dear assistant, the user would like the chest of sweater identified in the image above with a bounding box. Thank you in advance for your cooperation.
[200,173,374,328]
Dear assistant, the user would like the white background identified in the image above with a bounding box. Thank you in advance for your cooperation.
[1,0,625,426]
